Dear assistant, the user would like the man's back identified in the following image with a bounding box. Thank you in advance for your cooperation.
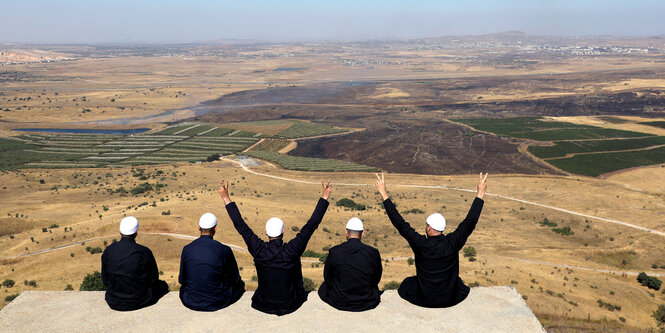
[318,238,382,311]
[251,239,308,314]
[101,238,159,311]
[226,198,329,315]
[383,197,484,307]
[178,235,244,311]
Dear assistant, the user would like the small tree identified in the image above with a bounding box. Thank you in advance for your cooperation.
[382,280,401,290]
[303,277,317,292]
[638,272,663,290]
[2,279,15,288]
[80,271,106,291]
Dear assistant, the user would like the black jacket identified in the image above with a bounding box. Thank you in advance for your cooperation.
[101,237,161,311]
[226,198,329,315]
[318,238,382,311]
[178,235,245,311]
[383,197,484,307]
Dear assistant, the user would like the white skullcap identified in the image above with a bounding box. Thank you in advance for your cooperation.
[199,212,217,229]
[426,213,446,232]
[345,217,364,231]
[266,217,284,237]
[119,216,139,235]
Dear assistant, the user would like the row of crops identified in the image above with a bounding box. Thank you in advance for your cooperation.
[454,117,665,176]
[6,123,260,169]
[249,139,291,152]
[244,151,378,172]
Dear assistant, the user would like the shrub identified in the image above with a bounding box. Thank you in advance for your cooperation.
[5,294,19,302]
[291,226,300,232]
[597,299,621,311]
[463,246,477,258]
[335,198,366,211]
[402,208,425,214]
[407,258,415,265]
[318,253,328,263]
[42,227,47,232]
[302,250,323,258]
[552,226,574,236]
[204,153,221,162]
[2,279,15,287]
[654,304,665,327]
[161,210,171,215]
[65,284,73,290]
[539,218,557,227]
[26,280,37,287]
[638,272,662,290]
[303,277,317,291]
[130,182,153,195]
[49,224,59,228]
[382,280,401,290]
[80,271,106,291]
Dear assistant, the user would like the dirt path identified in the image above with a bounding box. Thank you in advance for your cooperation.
[544,143,665,160]
[224,157,665,238]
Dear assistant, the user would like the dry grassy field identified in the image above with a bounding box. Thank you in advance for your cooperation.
[0,159,664,330]
[2,37,665,331]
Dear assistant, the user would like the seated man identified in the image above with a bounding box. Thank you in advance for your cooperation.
[218,179,333,316]
[101,216,169,311]
[179,212,245,311]
[375,172,487,308]
[318,217,382,311]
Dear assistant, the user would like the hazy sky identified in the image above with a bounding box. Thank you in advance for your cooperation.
[1,0,664,43]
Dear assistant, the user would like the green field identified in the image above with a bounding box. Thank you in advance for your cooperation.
[275,121,349,138]
[455,117,650,141]
[454,117,664,176]
[249,139,291,152]
[244,151,379,172]
[639,121,665,129]
[546,147,665,176]
[528,136,665,158]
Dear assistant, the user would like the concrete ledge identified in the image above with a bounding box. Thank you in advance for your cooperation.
[0,287,544,332]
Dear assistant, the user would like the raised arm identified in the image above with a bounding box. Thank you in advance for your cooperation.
[375,173,424,246]
[286,180,332,255]
[448,173,487,251]
[219,180,265,256]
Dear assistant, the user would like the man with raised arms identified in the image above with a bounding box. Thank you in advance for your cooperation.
[178,212,245,311]
[318,217,383,311]
[218,179,333,315]
[375,172,488,308]
[102,216,169,311]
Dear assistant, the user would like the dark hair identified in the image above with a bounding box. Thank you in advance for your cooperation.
[346,229,362,238]
[200,227,214,234]
[121,233,137,239]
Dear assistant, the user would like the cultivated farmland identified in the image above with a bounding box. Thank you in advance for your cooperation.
[455,117,651,141]
[249,139,291,152]
[4,124,259,169]
[455,117,663,176]
[274,121,349,138]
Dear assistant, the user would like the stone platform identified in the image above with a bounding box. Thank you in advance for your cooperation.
[0,287,544,332]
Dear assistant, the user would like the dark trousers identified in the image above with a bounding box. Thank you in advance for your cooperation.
[107,279,169,311]
[397,276,469,308]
